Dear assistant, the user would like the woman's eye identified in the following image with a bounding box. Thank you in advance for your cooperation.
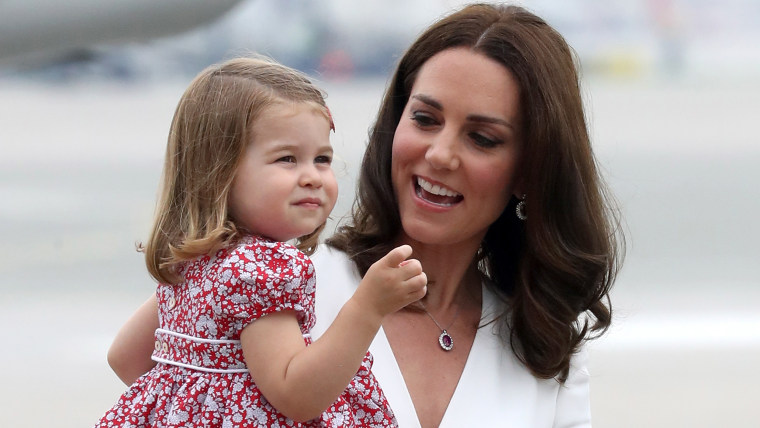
[469,132,500,148]
[315,155,332,165]
[277,155,296,163]
[411,112,438,127]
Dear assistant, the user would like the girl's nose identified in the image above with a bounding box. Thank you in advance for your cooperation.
[424,131,460,170]
[299,164,323,188]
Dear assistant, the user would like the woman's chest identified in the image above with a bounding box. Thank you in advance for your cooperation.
[383,311,478,428]
[376,312,566,428]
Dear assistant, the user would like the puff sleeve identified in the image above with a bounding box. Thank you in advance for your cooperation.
[214,239,317,334]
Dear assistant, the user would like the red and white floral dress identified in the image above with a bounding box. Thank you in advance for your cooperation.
[95,236,397,427]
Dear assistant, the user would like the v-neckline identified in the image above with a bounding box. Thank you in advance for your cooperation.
[370,283,495,427]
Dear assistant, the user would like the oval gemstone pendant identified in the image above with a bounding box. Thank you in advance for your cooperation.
[438,330,453,351]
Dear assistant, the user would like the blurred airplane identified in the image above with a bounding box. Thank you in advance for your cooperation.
[2,0,756,80]
[0,0,245,66]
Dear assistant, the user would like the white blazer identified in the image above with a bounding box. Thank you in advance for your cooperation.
[311,247,592,428]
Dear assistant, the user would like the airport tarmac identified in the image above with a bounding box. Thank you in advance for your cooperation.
[1,75,758,427]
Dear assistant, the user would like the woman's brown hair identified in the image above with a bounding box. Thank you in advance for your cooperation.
[145,56,331,285]
[327,3,624,381]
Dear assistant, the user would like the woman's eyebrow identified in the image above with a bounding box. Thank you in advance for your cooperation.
[411,94,442,111]
[412,93,514,130]
[467,114,515,130]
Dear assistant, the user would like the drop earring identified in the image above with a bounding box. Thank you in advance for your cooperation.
[516,194,527,221]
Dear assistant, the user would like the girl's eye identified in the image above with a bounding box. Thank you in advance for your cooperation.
[411,112,438,127]
[315,155,332,165]
[469,132,501,148]
[277,155,296,163]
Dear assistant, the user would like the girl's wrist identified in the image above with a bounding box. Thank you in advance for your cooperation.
[344,294,384,331]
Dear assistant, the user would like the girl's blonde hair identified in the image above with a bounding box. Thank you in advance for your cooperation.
[145,56,331,284]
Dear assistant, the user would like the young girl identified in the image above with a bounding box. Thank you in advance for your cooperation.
[95,57,427,427]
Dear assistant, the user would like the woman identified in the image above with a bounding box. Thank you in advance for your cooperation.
[311,3,622,427]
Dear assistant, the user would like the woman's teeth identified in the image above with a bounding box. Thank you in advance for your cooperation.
[417,177,461,197]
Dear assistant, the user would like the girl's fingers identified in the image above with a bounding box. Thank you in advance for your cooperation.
[415,273,428,293]
[379,245,427,300]
[398,258,423,279]
[404,272,427,293]
[408,275,427,300]
[383,245,413,267]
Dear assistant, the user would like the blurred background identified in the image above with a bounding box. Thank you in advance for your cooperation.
[1,0,758,426]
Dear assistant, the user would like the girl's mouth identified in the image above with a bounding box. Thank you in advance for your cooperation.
[294,197,322,208]
[414,176,463,207]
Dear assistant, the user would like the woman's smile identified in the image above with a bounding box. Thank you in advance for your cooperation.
[414,176,463,207]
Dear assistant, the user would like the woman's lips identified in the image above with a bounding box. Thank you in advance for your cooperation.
[414,176,463,206]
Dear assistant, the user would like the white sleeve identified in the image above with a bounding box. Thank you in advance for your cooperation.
[553,346,592,428]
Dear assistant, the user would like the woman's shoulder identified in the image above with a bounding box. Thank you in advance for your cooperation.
[311,243,351,266]
[311,244,361,290]
[310,245,360,338]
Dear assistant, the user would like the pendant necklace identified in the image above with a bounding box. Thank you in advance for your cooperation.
[419,302,461,351]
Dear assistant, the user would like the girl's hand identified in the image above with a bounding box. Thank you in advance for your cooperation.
[352,245,427,320]
[242,245,425,421]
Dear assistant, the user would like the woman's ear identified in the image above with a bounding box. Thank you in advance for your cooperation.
[511,176,525,199]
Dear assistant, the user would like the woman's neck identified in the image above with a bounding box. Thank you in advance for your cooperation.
[396,234,482,312]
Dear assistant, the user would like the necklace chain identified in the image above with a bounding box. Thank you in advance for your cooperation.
[419,302,461,351]
[420,302,461,331]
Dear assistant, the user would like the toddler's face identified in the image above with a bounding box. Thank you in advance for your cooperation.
[228,102,337,242]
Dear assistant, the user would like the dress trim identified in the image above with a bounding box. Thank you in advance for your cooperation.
[151,328,312,373]
[151,355,250,373]
[155,328,242,344]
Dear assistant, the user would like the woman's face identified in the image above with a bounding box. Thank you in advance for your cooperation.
[391,47,523,248]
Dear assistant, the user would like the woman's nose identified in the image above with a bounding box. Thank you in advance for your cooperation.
[424,131,460,170]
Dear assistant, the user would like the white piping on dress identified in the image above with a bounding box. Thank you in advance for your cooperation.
[152,328,312,373]
[155,327,311,342]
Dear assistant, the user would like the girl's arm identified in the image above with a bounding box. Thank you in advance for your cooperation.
[107,293,159,385]
[240,245,426,422]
